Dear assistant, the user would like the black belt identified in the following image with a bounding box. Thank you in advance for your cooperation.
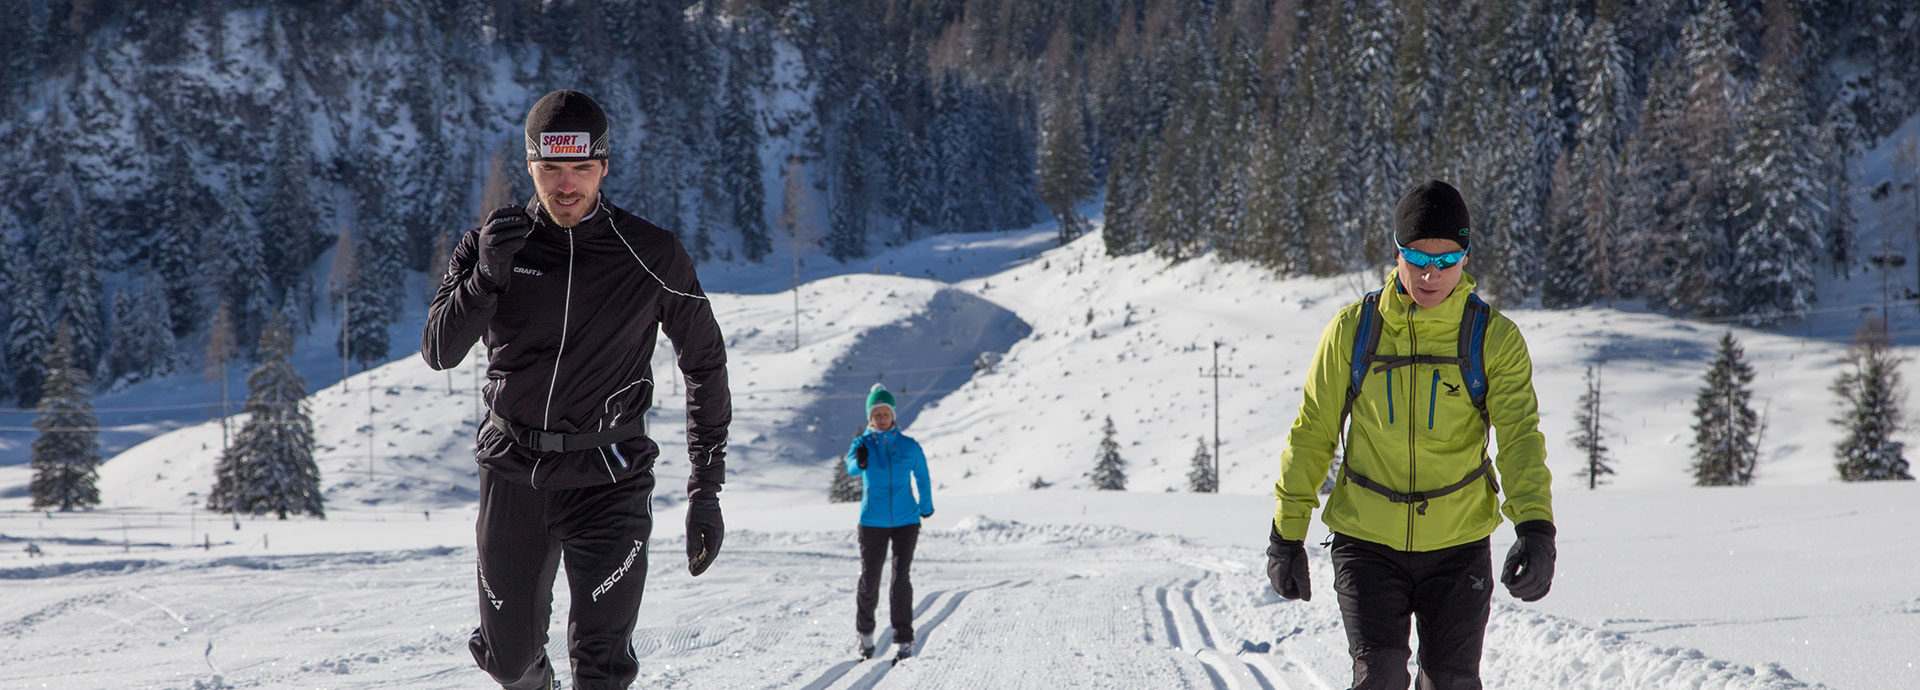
[1342,458,1497,515]
[488,412,648,453]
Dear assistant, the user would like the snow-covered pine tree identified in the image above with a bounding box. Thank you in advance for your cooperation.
[1832,317,1914,482]
[1691,331,1760,486]
[55,217,103,377]
[207,315,323,518]
[152,145,207,337]
[1392,0,1444,180]
[343,234,391,370]
[1187,436,1216,493]
[932,75,983,238]
[8,253,51,406]
[1148,108,1207,262]
[109,271,177,387]
[717,59,768,261]
[1036,80,1094,246]
[105,287,137,385]
[829,453,862,503]
[262,100,319,327]
[1732,54,1824,326]
[214,184,273,357]
[1667,0,1746,318]
[1573,9,1631,306]
[1101,140,1144,257]
[29,324,100,511]
[1089,415,1127,491]
[825,119,870,263]
[1819,97,1859,276]
[1572,365,1614,489]
[1542,153,1592,308]
[1620,52,1688,304]
[1348,0,1402,263]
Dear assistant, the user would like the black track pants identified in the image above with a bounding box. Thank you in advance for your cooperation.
[854,523,921,643]
[1330,533,1493,690]
[469,467,655,690]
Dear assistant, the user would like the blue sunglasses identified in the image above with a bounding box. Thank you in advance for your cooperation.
[1398,246,1466,269]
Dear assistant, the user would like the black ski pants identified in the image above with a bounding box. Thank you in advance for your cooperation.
[1330,533,1493,690]
[469,467,655,690]
[854,523,920,643]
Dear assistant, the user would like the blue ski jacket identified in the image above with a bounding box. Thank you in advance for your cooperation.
[846,427,934,528]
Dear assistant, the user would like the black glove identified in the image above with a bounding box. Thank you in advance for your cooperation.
[854,444,869,469]
[1501,520,1556,602]
[475,206,534,291]
[1265,525,1311,601]
[685,497,723,577]
[920,510,934,519]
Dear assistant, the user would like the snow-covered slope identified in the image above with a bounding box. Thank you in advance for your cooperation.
[4,214,1919,687]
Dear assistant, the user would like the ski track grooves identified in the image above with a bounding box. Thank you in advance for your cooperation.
[1159,577,1288,690]
[799,580,1016,690]
[796,589,947,690]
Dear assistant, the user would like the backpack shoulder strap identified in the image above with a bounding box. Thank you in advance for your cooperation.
[1341,291,1386,427]
[1458,293,1492,423]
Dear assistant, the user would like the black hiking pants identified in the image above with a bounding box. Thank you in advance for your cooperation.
[469,467,655,690]
[1331,533,1493,690]
[855,523,921,643]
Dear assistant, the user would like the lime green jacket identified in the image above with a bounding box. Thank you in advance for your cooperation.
[1272,271,1553,551]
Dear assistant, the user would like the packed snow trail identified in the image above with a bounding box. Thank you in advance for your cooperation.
[0,513,1825,689]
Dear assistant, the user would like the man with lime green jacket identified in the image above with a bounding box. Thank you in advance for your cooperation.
[1267,180,1555,690]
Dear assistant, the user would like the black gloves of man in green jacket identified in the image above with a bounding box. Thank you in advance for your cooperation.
[1500,520,1556,601]
[1265,525,1311,601]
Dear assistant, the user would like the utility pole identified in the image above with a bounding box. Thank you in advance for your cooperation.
[368,368,376,482]
[1197,341,1240,492]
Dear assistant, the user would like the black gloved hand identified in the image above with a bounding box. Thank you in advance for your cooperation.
[1500,520,1556,602]
[920,510,934,519]
[854,444,869,469]
[685,497,724,577]
[475,206,534,291]
[1265,525,1311,601]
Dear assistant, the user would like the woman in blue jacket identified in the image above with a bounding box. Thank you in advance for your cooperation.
[846,383,934,661]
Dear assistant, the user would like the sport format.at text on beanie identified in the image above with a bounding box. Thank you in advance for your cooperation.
[524,89,610,162]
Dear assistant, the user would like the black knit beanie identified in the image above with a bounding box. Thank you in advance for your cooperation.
[1394,180,1472,251]
[524,89,610,161]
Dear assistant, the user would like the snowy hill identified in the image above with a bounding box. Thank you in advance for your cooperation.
[4,208,1920,686]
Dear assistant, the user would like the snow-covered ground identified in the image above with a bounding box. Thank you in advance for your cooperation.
[7,136,1920,687]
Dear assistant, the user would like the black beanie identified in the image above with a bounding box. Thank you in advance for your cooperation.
[1394,180,1472,250]
[524,89,610,161]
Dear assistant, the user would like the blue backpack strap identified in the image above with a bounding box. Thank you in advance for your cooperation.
[1459,293,1499,494]
[1341,291,1386,437]
[1458,294,1491,421]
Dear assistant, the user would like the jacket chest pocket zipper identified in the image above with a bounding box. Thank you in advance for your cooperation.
[1429,371,1440,430]
[1386,370,1395,423]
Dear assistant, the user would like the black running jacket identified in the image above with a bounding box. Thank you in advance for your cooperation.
[422,195,731,496]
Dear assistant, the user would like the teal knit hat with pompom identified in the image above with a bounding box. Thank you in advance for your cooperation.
[865,383,896,417]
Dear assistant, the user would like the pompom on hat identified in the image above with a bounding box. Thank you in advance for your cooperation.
[865,383,896,417]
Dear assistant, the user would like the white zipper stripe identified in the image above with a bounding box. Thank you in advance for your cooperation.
[543,229,575,429]
[599,199,708,301]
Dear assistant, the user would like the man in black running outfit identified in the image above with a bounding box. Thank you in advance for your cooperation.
[422,89,732,690]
